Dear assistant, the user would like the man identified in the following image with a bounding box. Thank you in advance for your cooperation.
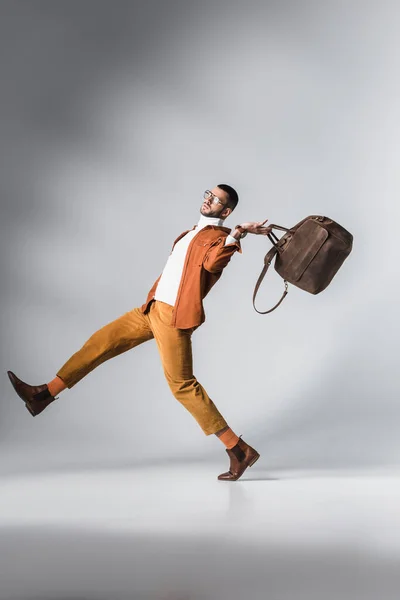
[7,184,272,481]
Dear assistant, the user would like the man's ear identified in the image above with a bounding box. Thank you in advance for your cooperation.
[222,206,232,219]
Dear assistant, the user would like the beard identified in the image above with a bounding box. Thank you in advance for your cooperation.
[200,203,223,218]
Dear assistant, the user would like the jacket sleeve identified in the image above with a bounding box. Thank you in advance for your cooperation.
[203,236,242,273]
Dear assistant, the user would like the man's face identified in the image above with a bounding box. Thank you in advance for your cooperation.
[200,186,231,219]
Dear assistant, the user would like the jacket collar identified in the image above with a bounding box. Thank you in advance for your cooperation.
[190,224,231,234]
[172,222,240,251]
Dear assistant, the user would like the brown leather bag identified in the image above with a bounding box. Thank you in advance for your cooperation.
[253,215,353,314]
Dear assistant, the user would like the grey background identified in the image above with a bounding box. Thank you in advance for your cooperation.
[0,0,398,474]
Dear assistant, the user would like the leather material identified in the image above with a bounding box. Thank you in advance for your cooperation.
[253,215,353,314]
[7,371,57,417]
[218,437,260,481]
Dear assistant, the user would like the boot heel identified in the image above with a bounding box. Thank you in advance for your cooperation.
[25,403,36,417]
[249,453,260,467]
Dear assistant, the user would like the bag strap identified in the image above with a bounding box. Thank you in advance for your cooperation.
[253,246,289,314]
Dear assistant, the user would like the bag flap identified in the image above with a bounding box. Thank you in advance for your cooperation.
[283,220,328,280]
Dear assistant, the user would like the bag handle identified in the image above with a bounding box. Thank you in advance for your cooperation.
[268,224,292,232]
[252,239,289,314]
[267,231,280,248]
[267,224,294,249]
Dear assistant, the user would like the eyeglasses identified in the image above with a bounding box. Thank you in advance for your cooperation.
[203,190,227,207]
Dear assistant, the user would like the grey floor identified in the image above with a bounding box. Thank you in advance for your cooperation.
[1,462,400,600]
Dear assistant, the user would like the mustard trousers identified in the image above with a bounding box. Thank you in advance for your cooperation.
[56,299,228,435]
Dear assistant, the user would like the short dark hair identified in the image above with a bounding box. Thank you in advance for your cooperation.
[217,183,239,211]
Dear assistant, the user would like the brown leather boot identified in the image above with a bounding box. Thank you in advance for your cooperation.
[218,436,260,481]
[7,370,58,416]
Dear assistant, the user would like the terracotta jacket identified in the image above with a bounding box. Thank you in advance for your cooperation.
[140,224,242,329]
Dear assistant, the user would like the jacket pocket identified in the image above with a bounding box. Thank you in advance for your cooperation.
[203,237,222,258]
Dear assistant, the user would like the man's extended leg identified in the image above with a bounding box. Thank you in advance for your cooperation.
[55,308,154,388]
[7,307,154,416]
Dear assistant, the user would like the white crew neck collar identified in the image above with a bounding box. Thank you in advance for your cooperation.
[196,214,224,229]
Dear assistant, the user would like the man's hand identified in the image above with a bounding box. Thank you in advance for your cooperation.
[241,220,273,235]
